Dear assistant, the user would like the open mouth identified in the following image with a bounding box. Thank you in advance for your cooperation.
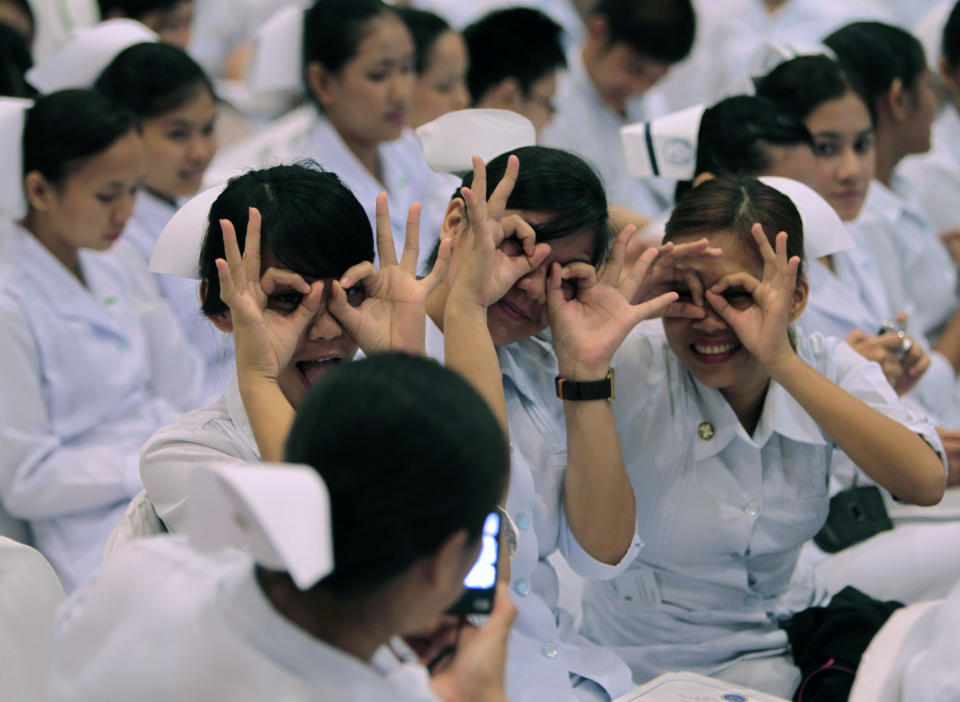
[296,358,343,388]
[690,341,741,364]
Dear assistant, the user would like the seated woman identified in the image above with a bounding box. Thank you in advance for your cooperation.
[578,176,946,698]
[140,162,447,530]
[94,41,228,398]
[47,354,517,702]
[395,6,470,128]
[0,90,198,590]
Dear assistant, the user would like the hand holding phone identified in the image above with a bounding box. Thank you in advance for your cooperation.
[447,512,500,616]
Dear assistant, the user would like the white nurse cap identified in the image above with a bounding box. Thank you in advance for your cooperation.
[621,103,706,181]
[247,4,305,95]
[746,42,836,87]
[415,108,537,173]
[757,176,854,260]
[187,462,334,591]
[0,97,31,221]
[26,18,158,93]
[149,183,225,279]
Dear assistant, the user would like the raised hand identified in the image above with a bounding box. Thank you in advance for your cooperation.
[446,155,551,310]
[623,237,722,315]
[327,193,450,355]
[704,223,802,368]
[548,225,680,379]
[215,208,324,381]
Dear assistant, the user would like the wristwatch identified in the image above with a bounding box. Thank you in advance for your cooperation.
[555,368,615,401]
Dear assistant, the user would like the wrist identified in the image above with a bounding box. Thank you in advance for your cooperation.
[557,357,611,381]
[765,348,804,383]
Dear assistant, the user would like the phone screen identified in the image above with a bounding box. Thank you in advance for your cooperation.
[463,512,500,589]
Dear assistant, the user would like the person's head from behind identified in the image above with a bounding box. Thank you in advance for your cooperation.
[395,7,469,128]
[95,42,217,201]
[199,164,375,407]
[824,22,935,164]
[662,177,807,395]
[280,353,509,634]
[0,21,35,97]
[939,1,960,111]
[757,54,876,222]
[463,8,566,135]
[678,95,817,202]
[97,0,193,49]
[21,89,144,257]
[583,0,695,114]
[0,0,33,43]
[303,0,415,147]
[440,146,610,346]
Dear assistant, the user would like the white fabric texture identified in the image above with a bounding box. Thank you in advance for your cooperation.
[0,227,190,590]
[898,106,960,234]
[0,536,64,702]
[46,537,441,702]
[579,330,944,689]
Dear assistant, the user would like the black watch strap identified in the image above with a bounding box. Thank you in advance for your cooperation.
[555,368,615,401]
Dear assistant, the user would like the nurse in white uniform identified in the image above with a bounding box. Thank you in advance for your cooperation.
[140,162,447,529]
[540,0,695,218]
[207,0,457,265]
[824,23,960,347]
[47,353,519,702]
[578,176,946,698]
[0,90,193,590]
[422,147,712,702]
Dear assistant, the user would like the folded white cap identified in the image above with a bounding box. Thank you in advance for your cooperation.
[621,103,705,181]
[415,108,537,173]
[0,98,31,221]
[758,176,854,259]
[26,18,158,93]
[747,41,835,82]
[247,4,305,95]
[149,184,225,279]
[187,462,334,591]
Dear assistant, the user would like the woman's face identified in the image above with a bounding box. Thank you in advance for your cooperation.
[314,14,416,146]
[485,214,596,347]
[142,88,218,200]
[32,130,146,252]
[662,230,776,401]
[260,249,363,408]
[138,0,194,49]
[409,30,470,128]
[805,91,876,222]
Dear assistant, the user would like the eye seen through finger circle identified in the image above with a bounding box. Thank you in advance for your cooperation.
[721,287,754,310]
[267,290,304,314]
[344,283,366,307]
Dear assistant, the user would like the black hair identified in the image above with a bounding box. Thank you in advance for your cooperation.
[665,176,805,276]
[0,0,34,39]
[394,7,451,75]
[303,0,402,97]
[943,0,960,70]
[94,42,215,119]
[98,0,183,18]
[0,22,35,97]
[199,163,374,317]
[463,7,566,103]
[592,0,695,64]
[674,95,813,200]
[284,352,509,596]
[824,22,927,107]
[428,146,610,270]
[756,53,874,123]
[22,88,139,185]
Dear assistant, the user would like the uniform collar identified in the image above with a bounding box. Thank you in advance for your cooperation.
[690,353,826,462]
[224,375,260,460]
[13,225,128,335]
[219,563,407,693]
[860,179,904,226]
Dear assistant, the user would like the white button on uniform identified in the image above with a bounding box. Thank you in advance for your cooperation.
[516,512,530,530]
[541,642,558,659]
[744,500,759,517]
[514,580,529,597]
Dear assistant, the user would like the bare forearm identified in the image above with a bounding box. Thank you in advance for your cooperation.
[770,354,945,505]
[237,374,294,463]
[562,396,636,565]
